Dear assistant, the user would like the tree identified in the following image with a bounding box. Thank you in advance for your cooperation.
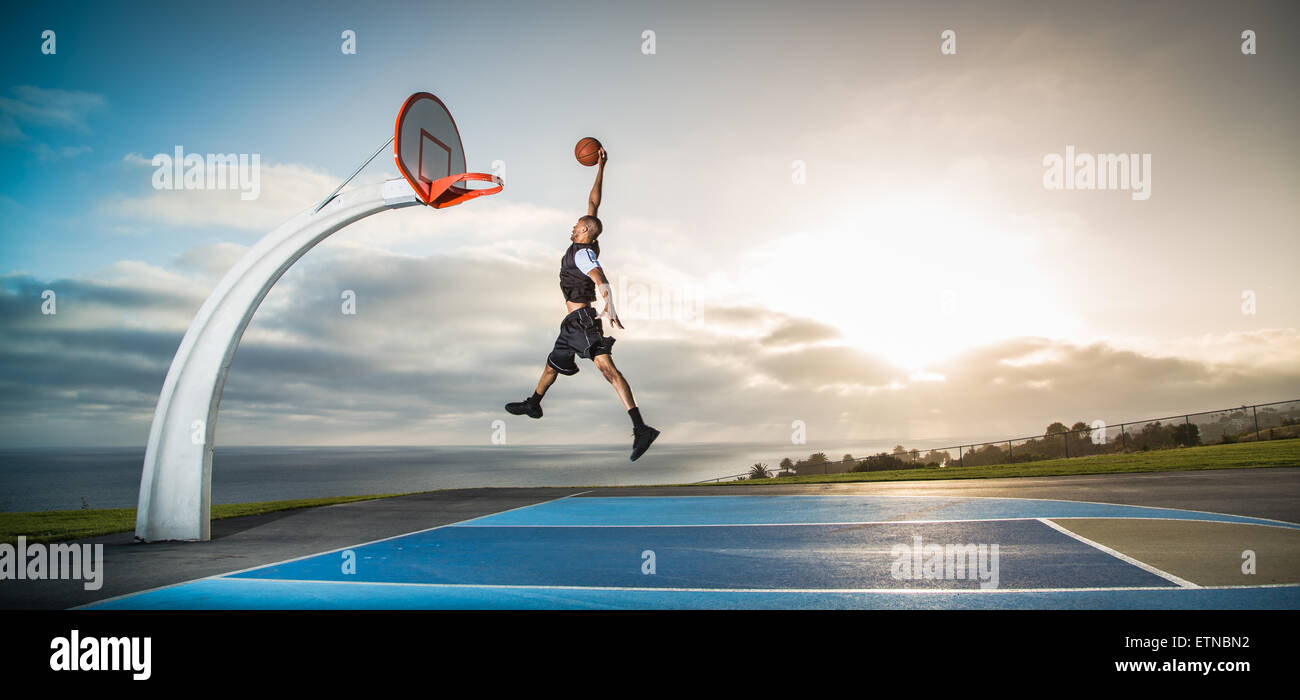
[749,463,772,479]
[778,457,794,474]
[1171,423,1201,447]
[1068,421,1093,455]
[892,445,907,454]
[922,449,950,467]
[1137,421,1174,450]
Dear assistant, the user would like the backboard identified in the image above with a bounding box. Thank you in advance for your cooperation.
[394,92,501,208]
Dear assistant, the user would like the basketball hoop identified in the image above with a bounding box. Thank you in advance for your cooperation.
[394,92,503,208]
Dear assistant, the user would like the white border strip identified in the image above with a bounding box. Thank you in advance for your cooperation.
[451,516,1300,530]
[1038,518,1199,588]
[122,576,1300,595]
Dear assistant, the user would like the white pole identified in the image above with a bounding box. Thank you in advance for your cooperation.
[135,179,420,541]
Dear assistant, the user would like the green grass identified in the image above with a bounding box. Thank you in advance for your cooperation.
[1239,423,1300,441]
[0,494,405,546]
[721,438,1300,486]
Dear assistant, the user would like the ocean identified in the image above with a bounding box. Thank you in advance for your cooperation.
[0,440,947,513]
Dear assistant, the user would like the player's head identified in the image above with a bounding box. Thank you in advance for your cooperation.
[571,215,602,243]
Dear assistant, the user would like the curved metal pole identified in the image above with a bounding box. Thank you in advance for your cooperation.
[136,179,421,541]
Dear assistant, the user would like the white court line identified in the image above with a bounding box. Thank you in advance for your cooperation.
[1037,518,1199,589]
[159,576,1300,595]
[450,516,1300,530]
[575,493,1300,529]
[71,489,593,610]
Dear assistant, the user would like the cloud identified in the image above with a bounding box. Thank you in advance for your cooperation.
[2,240,1297,449]
[754,345,901,390]
[0,86,105,137]
[101,157,579,259]
[103,158,338,232]
[31,143,91,162]
[171,242,251,278]
[0,86,104,159]
[760,317,841,347]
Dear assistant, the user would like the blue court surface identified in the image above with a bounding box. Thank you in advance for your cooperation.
[85,494,1300,610]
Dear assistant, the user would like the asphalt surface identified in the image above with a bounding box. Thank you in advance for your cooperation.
[2,487,586,610]
[1057,518,1300,586]
[3,467,1297,610]
[622,467,1300,523]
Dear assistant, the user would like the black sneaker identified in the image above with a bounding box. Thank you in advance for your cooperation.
[630,425,660,461]
[505,399,542,419]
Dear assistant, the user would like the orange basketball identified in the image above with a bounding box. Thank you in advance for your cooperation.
[575,137,602,166]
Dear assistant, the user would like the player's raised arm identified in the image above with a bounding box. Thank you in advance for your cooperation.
[587,148,607,216]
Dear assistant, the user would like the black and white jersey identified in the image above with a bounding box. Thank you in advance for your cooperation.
[559,242,602,303]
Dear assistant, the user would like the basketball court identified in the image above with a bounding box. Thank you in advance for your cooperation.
[83,477,1300,610]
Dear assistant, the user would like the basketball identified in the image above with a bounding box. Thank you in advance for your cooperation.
[575,137,602,166]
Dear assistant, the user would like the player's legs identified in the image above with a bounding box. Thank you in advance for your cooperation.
[592,354,634,410]
[592,353,658,461]
[507,319,581,419]
[506,364,564,418]
[506,364,563,420]
[535,363,559,397]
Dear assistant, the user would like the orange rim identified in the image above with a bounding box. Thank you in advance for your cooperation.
[426,172,504,209]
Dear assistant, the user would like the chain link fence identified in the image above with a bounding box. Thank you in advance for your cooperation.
[697,399,1300,483]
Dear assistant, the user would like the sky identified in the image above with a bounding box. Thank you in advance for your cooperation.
[1,0,1297,449]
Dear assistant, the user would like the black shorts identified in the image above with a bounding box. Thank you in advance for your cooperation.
[547,306,615,376]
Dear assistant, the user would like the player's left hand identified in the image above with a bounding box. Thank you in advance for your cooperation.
[601,308,624,329]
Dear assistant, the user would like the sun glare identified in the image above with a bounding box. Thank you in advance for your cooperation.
[742,197,1082,372]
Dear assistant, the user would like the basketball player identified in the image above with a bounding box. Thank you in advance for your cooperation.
[504,147,660,461]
